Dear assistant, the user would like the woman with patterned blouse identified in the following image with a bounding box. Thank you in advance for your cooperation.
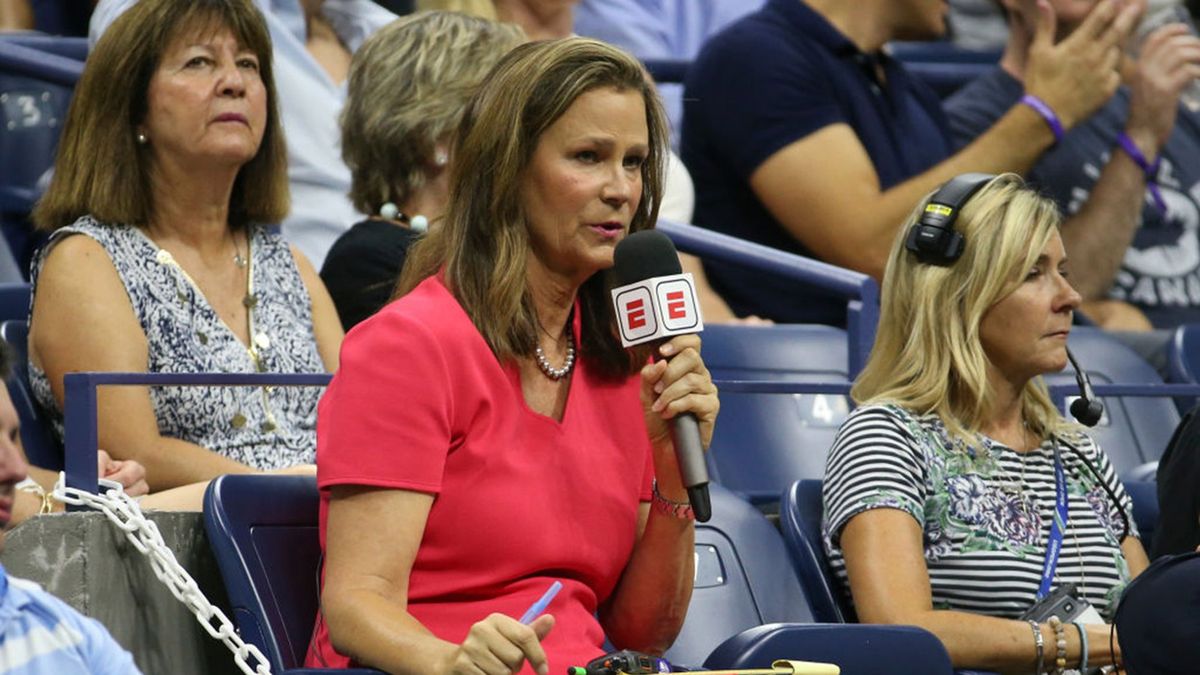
[28,0,342,491]
[823,174,1150,673]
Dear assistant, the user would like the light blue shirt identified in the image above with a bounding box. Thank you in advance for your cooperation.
[89,0,396,268]
[0,564,141,674]
[574,0,763,149]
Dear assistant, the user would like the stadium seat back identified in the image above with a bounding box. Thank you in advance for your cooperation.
[202,474,380,674]
[0,63,71,214]
[665,483,811,667]
[1122,479,1158,555]
[0,282,28,322]
[0,39,81,279]
[779,479,855,624]
[1,318,60,469]
[1165,323,1200,412]
[703,324,851,503]
[1048,328,1179,478]
[903,61,995,99]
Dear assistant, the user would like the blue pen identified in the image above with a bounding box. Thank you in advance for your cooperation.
[519,581,563,625]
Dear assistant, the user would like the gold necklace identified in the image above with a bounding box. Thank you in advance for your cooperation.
[150,229,277,433]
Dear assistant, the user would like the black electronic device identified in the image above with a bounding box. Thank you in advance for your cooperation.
[904,172,994,265]
[1065,348,1105,427]
[1019,582,1088,622]
[567,650,671,675]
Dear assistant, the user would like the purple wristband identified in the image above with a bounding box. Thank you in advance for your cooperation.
[1117,132,1168,215]
[1020,93,1065,144]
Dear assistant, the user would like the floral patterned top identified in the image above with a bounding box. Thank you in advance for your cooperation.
[823,404,1137,620]
[29,217,326,470]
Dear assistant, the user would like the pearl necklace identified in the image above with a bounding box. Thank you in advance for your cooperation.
[534,338,575,380]
[379,202,429,233]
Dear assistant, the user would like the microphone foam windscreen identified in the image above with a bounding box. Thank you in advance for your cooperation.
[612,230,682,286]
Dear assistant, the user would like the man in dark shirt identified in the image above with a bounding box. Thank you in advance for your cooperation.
[682,0,1140,324]
[947,0,1200,330]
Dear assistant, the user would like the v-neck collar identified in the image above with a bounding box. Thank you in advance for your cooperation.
[134,226,259,359]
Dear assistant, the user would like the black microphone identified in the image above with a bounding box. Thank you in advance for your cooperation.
[611,230,711,523]
[1066,347,1104,427]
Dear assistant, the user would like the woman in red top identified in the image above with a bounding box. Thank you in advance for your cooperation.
[309,38,719,675]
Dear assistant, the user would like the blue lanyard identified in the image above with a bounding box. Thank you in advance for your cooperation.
[1037,440,1068,600]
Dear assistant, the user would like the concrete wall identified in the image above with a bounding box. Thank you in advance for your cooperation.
[0,511,242,675]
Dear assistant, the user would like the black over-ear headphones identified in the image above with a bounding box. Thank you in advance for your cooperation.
[907,173,1104,427]
[905,172,994,265]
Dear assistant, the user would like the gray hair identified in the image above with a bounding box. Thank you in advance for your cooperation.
[340,11,524,214]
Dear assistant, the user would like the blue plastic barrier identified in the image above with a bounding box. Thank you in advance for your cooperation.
[658,219,879,378]
[62,372,331,499]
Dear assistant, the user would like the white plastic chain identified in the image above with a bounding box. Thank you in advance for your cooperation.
[52,474,273,675]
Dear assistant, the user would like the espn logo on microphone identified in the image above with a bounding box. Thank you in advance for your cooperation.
[612,273,704,347]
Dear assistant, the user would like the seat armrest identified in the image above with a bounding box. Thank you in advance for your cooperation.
[703,622,954,675]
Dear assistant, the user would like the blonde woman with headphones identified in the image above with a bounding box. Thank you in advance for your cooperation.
[822,173,1150,673]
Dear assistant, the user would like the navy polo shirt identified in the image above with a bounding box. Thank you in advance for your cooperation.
[681,0,952,325]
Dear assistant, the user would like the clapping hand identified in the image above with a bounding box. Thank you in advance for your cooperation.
[1025,0,1145,129]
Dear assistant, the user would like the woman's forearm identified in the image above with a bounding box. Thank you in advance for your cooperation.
[878,609,1117,673]
[322,587,457,675]
[123,436,254,491]
[598,504,695,654]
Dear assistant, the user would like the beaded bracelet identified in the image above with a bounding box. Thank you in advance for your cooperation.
[1116,131,1168,215]
[651,479,695,521]
[1021,93,1065,144]
[1049,615,1067,675]
[1073,621,1089,674]
[1029,620,1045,674]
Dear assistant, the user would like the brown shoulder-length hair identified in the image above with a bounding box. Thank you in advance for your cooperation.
[398,37,669,379]
[33,0,288,231]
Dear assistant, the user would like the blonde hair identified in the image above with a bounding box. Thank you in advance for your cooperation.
[415,0,498,19]
[33,0,287,231]
[853,174,1077,445]
[340,12,524,215]
[398,37,669,378]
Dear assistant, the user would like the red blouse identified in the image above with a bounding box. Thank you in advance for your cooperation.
[307,276,655,673]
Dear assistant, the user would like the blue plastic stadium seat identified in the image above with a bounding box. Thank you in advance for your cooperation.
[0,35,87,61]
[703,323,851,504]
[205,475,955,674]
[889,42,1002,64]
[1,318,59,470]
[780,480,1000,675]
[0,39,81,278]
[0,41,79,215]
[780,480,854,624]
[1123,480,1158,555]
[1165,323,1200,412]
[666,483,812,666]
[1052,328,1180,480]
[203,474,381,674]
[706,623,953,674]
[0,282,28,322]
[903,61,996,99]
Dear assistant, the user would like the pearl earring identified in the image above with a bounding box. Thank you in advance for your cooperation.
[379,202,399,221]
[136,132,148,145]
[410,215,429,233]
[434,150,448,167]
